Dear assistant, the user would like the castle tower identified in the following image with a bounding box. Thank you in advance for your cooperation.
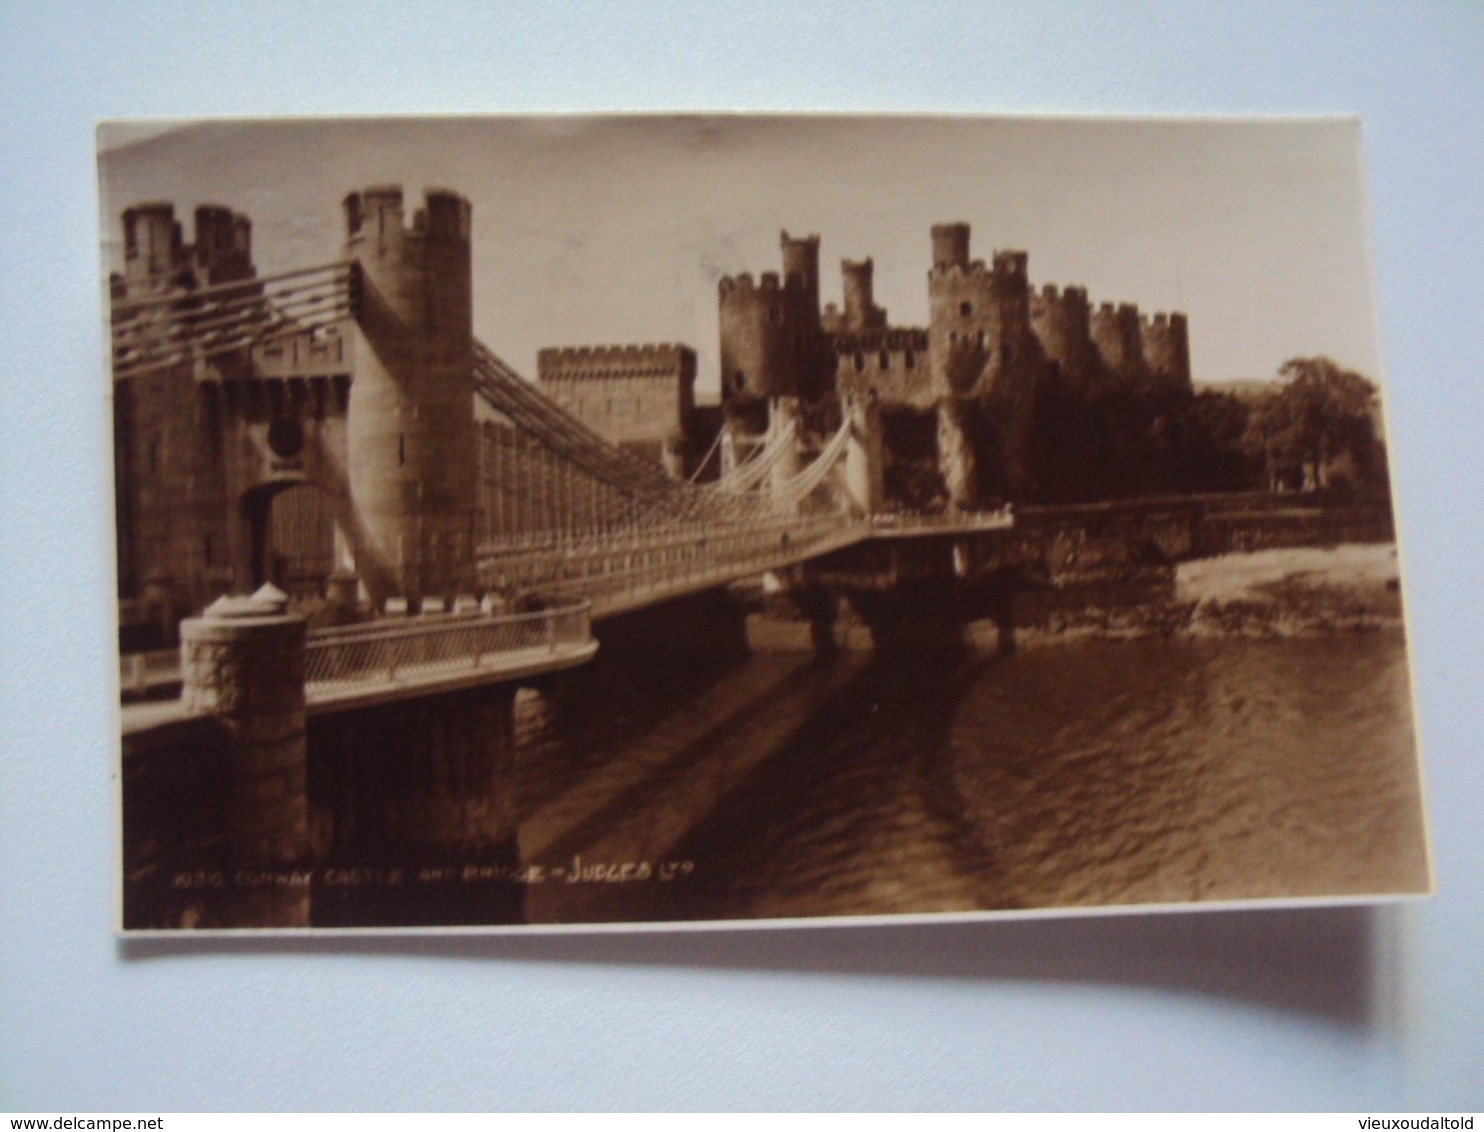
[121,203,185,295]
[192,205,254,284]
[780,230,820,317]
[1139,312,1192,389]
[719,231,828,424]
[1030,284,1099,389]
[1091,302,1148,384]
[927,223,997,400]
[927,225,1044,504]
[343,185,477,609]
[841,258,886,331]
[930,223,971,271]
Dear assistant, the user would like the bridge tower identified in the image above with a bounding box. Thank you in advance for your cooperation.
[843,391,885,515]
[343,186,477,609]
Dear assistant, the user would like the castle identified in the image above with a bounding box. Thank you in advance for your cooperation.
[546,222,1192,508]
[713,224,1192,509]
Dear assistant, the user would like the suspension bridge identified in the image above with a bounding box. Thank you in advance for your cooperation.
[110,189,1011,713]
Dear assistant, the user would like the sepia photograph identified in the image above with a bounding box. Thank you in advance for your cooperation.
[103,114,1431,933]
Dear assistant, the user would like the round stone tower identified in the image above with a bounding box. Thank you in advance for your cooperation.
[343,185,477,609]
[930,223,971,271]
[121,203,184,294]
[1140,312,1192,389]
[1091,302,1148,384]
[192,205,254,283]
[779,229,820,316]
[841,258,886,331]
[927,223,997,399]
[1030,284,1098,390]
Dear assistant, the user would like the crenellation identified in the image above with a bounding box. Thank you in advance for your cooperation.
[719,214,1195,507]
[828,327,929,354]
[113,178,1203,636]
[930,223,971,270]
[927,259,995,282]
[1139,310,1192,389]
[840,257,888,332]
[719,232,827,405]
[537,342,699,469]
[1091,301,1147,378]
[344,185,471,246]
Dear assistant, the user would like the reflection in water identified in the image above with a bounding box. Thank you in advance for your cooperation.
[515,630,1427,925]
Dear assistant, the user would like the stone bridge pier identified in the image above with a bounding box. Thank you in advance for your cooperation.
[178,585,311,928]
[838,577,1016,655]
[798,531,1020,655]
[307,685,524,928]
[171,584,526,928]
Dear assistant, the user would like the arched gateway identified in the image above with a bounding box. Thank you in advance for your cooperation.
[110,187,480,637]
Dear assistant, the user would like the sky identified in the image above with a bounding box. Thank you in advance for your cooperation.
[97,115,1384,397]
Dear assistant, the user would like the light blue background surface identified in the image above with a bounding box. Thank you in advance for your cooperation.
[1,2,1480,1111]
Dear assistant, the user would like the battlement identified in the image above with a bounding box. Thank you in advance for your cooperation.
[1138,311,1186,333]
[828,327,929,354]
[838,344,928,375]
[343,185,471,244]
[840,256,887,331]
[834,331,935,409]
[718,270,815,297]
[780,230,820,249]
[1032,283,1091,311]
[927,259,994,282]
[1092,301,1142,326]
[122,203,183,279]
[1091,300,1148,375]
[122,201,254,283]
[779,229,821,298]
[1139,311,1191,387]
[931,222,971,270]
[992,250,1028,277]
[537,343,698,380]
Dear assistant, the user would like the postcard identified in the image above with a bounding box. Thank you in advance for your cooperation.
[103,115,1430,932]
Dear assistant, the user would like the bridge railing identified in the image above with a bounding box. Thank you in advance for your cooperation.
[867,507,1016,532]
[303,600,591,695]
[479,511,868,611]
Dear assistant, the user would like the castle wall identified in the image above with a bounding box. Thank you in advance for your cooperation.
[832,329,933,409]
[1090,302,1148,384]
[1140,312,1192,389]
[114,362,233,617]
[537,343,697,454]
[1030,284,1100,390]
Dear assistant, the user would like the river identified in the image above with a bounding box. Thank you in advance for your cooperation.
[513,627,1428,926]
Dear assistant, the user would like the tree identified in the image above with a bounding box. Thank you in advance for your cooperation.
[1181,389,1257,491]
[1242,357,1382,492]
